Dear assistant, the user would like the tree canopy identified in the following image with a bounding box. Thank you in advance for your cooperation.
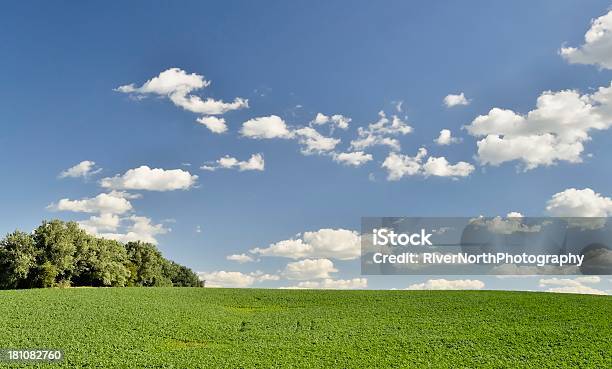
[0,219,200,289]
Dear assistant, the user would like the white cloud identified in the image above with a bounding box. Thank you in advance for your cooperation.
[250,270,280,282]
[507,212,524,218]
[545,188,612,217]
[382,148,426,180]
[575,276,602,284]
[251,228,361,260]
[78,213,121,234]
[406,278,485,290]
[394,101,404,113]
[282,258,338,280]
[115,68,248,115]
[196,270,278,287]
[294,127,340,154]
[293,278,367,289]
[201,153,264,172]
[59,160,101,179]
[350,111,413,151]
[434,129,461,145]
[382,148,474,180]
[465,84,612,170]
[251,239,310,259]
[540,276,606,295]
[560,10,612,69]
[540,276,601,287]
[101,166,198,191]
[332,151,373,167]
[240,115,293,139]
[96,215,169,244]
[48,191,134,215]
[444,93,470,107]
[422,156,474,178]
[198,271,256,288]
[544,285,607,295]
[312,113,351,130]
[196,116,227,134]
[469,216,543,235]
[226,253,256,263]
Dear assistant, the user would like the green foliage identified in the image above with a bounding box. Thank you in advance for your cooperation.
[32,220,85,286]
[74,238,130,287]
[163,260,201,287]
[125,241,172,287]
[0,219,197,289]
[0,231,37,289]
[37,261,59,288]
[0,289,609,368]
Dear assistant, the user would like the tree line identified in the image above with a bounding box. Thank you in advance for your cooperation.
[0,219,201,289]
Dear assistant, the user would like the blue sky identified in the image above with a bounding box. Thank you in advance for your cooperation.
[1,1,612,293]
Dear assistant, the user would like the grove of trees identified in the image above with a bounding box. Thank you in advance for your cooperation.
[0,219,201,289]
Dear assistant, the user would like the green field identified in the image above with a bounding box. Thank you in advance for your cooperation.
[0,288,610,368]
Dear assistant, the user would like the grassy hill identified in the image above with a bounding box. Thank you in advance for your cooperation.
[0,288,610,368]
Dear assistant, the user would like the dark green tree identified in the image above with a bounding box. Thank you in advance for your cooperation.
[32,220,88,287]
[163,260,201,287]
[0,219,199,290]
[73,238,130,287]
[0,231,37,289]
[125,241,172,287]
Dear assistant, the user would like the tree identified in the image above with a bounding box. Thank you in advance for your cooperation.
[73,238,130,287]
[0,219,199,290]
[163,260,201,287]
[0,231,37,289]
[32,220,89,287]
[125,241,172,287]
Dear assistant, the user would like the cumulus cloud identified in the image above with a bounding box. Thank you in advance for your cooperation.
[196,116,227,134]
[282,258,338,280]
[544,285,607,295]
[294,127,340,154]
[292,278,367,289]
[406,278,485,290]
[240,115,293,139]
[48,191,135,215]
[78,213,121,234]
[198,271,256,288]
[539,276,606,295]
[95,215,169,245]
[251,228,361,260]
[312,113,351,130]
[469,215,542,235]
[560,10,612,69]
[59,160,101,179]
[382,148,474,180]
[115,67,248,115]
[350,111,413,151]
[201,153,264,172]
[507,211,524,218]
[545,188,612,217]
[465,84,612,170]
[443,93,470,107]
[434,129,461,145]
[422,156,474,178]
[382,148,427,180]
[226,253,257,263]
[197,270,278,288]
[75,215,170,245]
[100,166,198,191]
[332,151,373,167]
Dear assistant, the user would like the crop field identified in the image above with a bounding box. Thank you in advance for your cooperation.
[0,288,610,368]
